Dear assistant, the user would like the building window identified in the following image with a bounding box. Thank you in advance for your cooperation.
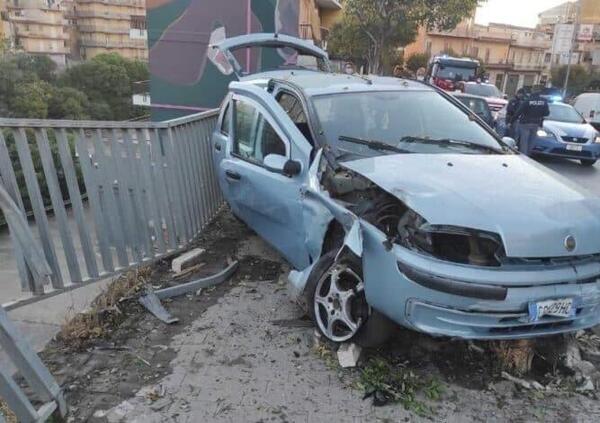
[471,46,479,58]
[495,74,504,90]
[485,48,490,63]
[425,40,432,56]
[130,15,146,30]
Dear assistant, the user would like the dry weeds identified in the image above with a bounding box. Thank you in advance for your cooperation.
[0,399,17,423]
[57,266,152,349]
[491,339,536,375]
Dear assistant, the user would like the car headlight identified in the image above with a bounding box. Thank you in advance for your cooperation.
[537,129,554,138]
[397,210,505,267]
[595,134,600,144]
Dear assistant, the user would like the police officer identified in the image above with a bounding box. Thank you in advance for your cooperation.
[506,88,526,138]
[513,88,549,156]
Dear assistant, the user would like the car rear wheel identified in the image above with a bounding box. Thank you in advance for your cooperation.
[581,159,597,166]
[305,251,393,347]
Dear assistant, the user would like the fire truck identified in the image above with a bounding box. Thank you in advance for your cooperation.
[426,55,480,91]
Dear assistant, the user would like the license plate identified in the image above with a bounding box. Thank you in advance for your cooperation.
[566,144,583,151]
[528,298,574,321]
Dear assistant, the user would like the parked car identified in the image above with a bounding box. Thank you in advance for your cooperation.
[452,93,496,127]
[574,92,600,131]
[529,102,600,166]
[458,81,508,116]
[212,34,600,344]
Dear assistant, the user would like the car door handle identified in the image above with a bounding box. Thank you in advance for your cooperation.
[214,142,222,151]
[225,170,241,181]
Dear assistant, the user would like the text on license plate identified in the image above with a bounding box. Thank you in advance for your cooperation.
[529,298,574,321]
[566,144,583,151]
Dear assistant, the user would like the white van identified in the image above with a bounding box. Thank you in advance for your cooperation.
[574,92,600,130]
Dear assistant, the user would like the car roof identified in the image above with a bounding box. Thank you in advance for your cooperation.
[239,69,435,97]
[452,92,488,101]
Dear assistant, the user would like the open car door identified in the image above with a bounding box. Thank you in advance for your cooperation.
[208,33,331,79]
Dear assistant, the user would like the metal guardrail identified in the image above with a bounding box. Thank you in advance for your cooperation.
[0,110,224,309]
[0,305,66,422]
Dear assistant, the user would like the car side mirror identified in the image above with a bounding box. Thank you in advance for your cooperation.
[502,136,517,148]
[283,159,302,176]
[263,154,302,176]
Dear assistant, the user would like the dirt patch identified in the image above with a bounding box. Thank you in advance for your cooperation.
[22,211,283,422]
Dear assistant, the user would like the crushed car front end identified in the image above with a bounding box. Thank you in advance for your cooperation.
[361,222,600,339]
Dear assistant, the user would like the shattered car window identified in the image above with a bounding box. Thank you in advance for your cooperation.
[312,91,504,158]
[233,100,286,163]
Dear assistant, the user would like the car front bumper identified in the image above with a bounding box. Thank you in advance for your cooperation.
[531,137,600,161]
[361,223,600,339]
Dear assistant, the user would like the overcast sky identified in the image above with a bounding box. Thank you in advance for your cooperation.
[475,0,570,28]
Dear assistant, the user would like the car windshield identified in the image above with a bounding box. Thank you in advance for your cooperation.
[547,103,585,124]
[464,84,502,98]
[436,64,476,81]
[312,91,506,159]
[455,96,492,121]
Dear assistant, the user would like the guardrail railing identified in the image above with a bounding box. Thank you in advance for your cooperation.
[0,110,223,309]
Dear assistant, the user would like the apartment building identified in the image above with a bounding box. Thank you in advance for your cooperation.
[404,19,552,96]
[298,0,342,49]
[75,0,147,61]
[2,0,70,66]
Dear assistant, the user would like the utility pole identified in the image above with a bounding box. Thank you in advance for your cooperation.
[563,1,581,97]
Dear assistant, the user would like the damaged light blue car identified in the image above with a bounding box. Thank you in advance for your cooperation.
[210,34,600,345]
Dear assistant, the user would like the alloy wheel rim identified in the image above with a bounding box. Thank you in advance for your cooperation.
[313,263,368,342]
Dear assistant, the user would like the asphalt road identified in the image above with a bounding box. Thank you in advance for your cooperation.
[538,156,600,195]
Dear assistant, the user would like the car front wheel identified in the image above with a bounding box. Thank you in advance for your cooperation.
[305,251,392,347]
[581,159,597,166]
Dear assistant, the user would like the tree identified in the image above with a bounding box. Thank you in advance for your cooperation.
[10,81,52,118]
[405,52,429,72]
[14,54,57,82]
[551,65,591,97]
[48,86,90,120]
[332,0,483,74]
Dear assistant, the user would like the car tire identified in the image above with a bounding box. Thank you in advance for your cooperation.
[580,159,597,167]
[305,250,393,347]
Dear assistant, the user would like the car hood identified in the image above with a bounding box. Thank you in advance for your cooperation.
[342,154,600,258]
[544,120,597,139]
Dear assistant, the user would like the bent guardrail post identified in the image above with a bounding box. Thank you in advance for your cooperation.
[0,182,52,294]
[0,306,66,422]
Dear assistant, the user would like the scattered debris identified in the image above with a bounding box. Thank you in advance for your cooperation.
[576,377,595,393]
[337,342,362,368]
[155,260,238,300]
[173,263,206,279]
[139,290,179,324]
[171,248,206,273]
[501,371,544,390]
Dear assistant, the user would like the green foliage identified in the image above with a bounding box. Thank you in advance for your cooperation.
[332,0,482,74]
[406,53,429,72]
[358,356,443,416]
[48,86,90,120]
[10,81,52,118]
[551,65,599,97]
[0,51,149,120]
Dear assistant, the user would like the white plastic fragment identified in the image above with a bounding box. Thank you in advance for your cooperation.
[337,342,362,368]
[171,248,205,273]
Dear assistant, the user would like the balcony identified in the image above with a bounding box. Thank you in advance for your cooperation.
[77,24,130,34]
[80,38,146,49]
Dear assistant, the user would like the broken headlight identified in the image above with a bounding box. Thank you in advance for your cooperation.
[397,210,505,267]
